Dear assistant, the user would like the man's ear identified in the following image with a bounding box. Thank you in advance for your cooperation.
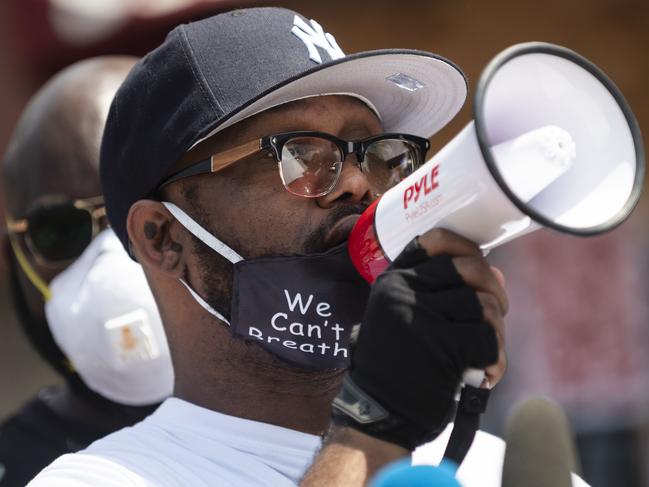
[127,200,185,278]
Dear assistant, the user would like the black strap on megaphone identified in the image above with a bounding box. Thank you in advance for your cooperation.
[443,385,490,466]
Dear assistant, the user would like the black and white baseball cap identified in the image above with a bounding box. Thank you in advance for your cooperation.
[101,6,467,250]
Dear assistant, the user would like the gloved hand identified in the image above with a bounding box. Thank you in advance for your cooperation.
[333,229,507,450]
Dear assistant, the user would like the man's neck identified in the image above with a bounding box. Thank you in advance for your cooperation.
[173,341,343,435]
[158,281,344,436]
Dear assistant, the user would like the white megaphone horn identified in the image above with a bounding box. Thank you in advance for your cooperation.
[349,41,645,284]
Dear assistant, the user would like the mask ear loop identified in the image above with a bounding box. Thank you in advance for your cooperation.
[178,279,231,325]
[161,201,241,325]
[162,202,243,263]
[8,233,52,301]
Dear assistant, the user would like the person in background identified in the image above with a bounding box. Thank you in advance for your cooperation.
[0,56,174,487]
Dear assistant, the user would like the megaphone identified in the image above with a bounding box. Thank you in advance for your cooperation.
[349,41,645,283]
[348,41,645,467]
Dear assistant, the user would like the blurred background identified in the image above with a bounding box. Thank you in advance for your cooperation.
[1,1,648,485]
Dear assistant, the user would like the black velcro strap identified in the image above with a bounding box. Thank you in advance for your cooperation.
[332,374,390,424]
[443,385,490,465]
[332,374,451,451]
[458,385,490,414]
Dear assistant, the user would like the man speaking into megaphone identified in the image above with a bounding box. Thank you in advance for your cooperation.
[29,8,638,486]
[28,8,511,486]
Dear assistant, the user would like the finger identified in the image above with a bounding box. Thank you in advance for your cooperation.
[490,265,506,288]
[453,256,509,314]
[416,228,482,258]
[476,291,507,387]
[485,347,507,388]
[457,321,499,370]
[476,292,506,348]
[390,238,431,269]
[390,254,465,291]
[411,287,483,323]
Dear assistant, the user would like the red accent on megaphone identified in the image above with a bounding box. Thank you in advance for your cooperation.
[348,199,389,283]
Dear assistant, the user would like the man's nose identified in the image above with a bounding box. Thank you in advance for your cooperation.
[316,156,372,208]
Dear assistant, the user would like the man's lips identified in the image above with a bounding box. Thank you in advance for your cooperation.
[323,214,361,249]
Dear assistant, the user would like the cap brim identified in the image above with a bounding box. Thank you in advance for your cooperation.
[196,49,467,145]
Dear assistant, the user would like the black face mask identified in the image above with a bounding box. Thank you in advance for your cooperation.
[164,202,370,370]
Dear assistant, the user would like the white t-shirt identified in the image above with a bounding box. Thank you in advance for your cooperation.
[28,398,320,487]
[28,398,588,486]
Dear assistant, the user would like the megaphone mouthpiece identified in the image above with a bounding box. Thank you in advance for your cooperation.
[493,125,576,203]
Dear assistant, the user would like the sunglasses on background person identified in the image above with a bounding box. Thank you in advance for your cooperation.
[6,196,106,267]
[158,131,430,197]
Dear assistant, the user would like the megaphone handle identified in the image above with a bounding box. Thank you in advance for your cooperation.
[441,368,489,468]
[443,384,490,466]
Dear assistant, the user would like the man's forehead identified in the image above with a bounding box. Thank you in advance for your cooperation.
[229,94,381,134]
[3,103,103,215]
[6,156,101,217]
[191,88,382,149]
[185,94,382,161]
[3,65,135,215]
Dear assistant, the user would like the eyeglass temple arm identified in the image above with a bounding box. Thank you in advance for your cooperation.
[159,139,264,189]
[159,159,213,189]
[6,218,27,233]
[73,195,105,208]
[211,139,265,172]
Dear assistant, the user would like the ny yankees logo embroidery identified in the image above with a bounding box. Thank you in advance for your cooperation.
[291,15,345,64]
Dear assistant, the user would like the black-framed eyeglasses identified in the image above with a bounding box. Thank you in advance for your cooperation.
[158,131,430,197]
[6,196,106,267]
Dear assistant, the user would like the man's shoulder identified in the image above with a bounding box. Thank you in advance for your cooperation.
[27,414,196,486]
[27,451,150,487]
[25,400,305,487]
[26,415,174,487]
[0,390,106,486]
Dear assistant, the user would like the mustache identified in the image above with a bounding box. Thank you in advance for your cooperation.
[303,203,369,254]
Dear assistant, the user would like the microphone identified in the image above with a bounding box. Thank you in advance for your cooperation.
[370,459,461,487]
[501,397,580,487]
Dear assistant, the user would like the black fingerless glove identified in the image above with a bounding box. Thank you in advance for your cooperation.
[333,239,499,450]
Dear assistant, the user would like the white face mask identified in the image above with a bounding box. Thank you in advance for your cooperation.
[45,228,174,406]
